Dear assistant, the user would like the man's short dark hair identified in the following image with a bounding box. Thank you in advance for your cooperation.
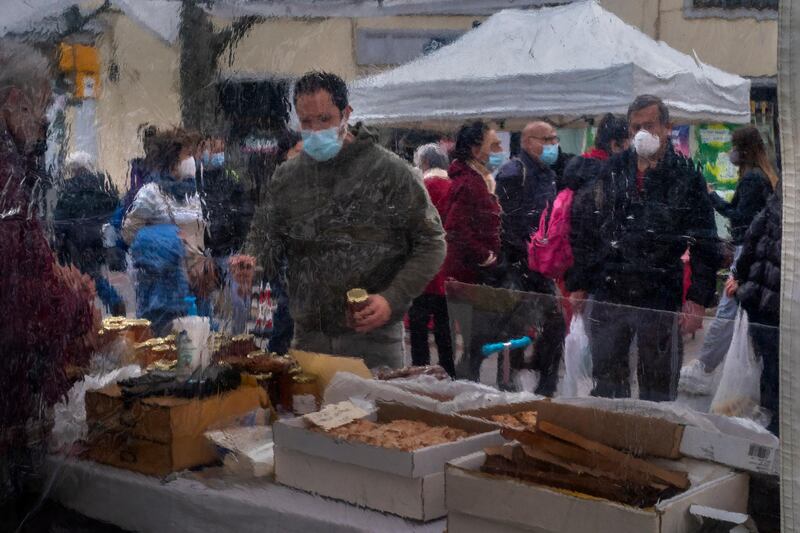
[293,71,348,112]
[627,94,670,125]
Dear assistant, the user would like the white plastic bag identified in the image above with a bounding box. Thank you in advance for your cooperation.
[710,310,767,425]
[559,314,593,398]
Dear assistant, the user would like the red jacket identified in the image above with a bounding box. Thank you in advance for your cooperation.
[421,169,453,295]
[441,160,501,286]
[582,147,610,160]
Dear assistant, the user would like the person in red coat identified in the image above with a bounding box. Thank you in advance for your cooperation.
[441,121,503,380]
[441,122,502,284]
[408,143,455,375]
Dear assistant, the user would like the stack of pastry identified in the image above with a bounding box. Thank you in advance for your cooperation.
[323,419,471,451]
[488,411,538,431]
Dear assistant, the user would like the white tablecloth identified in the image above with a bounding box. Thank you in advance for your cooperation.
[46,457,445,533]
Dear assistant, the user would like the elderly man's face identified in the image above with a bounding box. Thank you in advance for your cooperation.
[522,123,558,160]
[1,84,50,155]
[629,104,670,155]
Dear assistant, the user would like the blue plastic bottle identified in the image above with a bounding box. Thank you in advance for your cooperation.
[184,296,198,317]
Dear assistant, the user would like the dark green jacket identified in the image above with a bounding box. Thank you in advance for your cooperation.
[246,124,446,336]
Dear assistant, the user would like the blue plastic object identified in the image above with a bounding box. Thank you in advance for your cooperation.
[481,336,532,357]
[185,296,198,316]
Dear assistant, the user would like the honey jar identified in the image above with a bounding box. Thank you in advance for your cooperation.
[346,288,369,328]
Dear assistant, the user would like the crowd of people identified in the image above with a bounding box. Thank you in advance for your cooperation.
[1,49,786,520]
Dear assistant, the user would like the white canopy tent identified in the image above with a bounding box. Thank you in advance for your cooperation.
[349,0,751,127]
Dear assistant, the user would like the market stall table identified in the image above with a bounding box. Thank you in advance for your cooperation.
[45,456,445,533]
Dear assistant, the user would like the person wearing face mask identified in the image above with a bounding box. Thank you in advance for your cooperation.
[566,95,719,402]
[122,129,208,335]
[491,121,565,394]
[439,121,502,381]
[239,71,445,369]
[195,135,260,335]
[407,143,455,377]
[679,125,778,395]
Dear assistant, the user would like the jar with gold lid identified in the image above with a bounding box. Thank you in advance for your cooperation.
[346,288,369,328]
[291,373,319,415]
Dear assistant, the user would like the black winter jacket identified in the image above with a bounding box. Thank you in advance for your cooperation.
[709,168,772,245]
[198,166,252,257]
[552,148,576,192]
[495,151,557,264]
[735,191,781,327]
[566,144,720,310]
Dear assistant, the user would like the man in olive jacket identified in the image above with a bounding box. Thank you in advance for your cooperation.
[241,72,446,368]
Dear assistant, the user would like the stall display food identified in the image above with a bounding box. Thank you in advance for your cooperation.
[487,411,538,430]
[480,419,690,508]
[134,337,178,367]
[319,418,472,451]
[98,317,153,346]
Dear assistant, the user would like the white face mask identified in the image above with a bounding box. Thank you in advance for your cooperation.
[632,130,661,158]
[178,156,196,179]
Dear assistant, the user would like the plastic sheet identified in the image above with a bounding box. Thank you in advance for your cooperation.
[559,314,593,398]
[323,371,540,413]
[51,365,142,450]
[0,3,782,530]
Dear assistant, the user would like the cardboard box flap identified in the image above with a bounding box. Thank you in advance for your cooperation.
[459,400,683,459]
[534,401,684,459]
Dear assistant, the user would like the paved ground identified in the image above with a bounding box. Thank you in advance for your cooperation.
[402,311,718,412]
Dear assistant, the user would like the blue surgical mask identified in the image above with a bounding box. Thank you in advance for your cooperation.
[209,153,225,168]
[487,152,506,171]
[301,125,344,162]
[540,143,559,166]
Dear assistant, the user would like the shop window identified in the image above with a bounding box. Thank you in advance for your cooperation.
[685,0,777,19]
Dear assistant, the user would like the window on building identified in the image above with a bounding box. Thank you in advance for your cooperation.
[685,0,777,19]
[692,0,777,8]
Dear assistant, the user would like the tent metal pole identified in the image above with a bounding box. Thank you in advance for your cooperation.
[778,0,798,530]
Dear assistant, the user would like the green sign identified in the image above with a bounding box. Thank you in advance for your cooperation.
[695,123,738,191]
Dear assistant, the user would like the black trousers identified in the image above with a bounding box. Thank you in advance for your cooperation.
[587,301,682,402]
[749,317,779,436]
[408,294,455,377]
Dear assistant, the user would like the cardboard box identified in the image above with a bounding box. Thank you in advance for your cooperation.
[85,386,268,476]
[86,384,268,444]
[273,402,503,520]
[462,400,779,476]
[681,420,780,477]
[446,452,749,533]
[85,431,218,477]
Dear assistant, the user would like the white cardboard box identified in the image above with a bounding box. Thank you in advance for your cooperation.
[273,402,503,521]
[680,416,779,477]
[445,452,749,533]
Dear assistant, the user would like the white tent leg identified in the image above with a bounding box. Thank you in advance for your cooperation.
[779,1,799,530]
